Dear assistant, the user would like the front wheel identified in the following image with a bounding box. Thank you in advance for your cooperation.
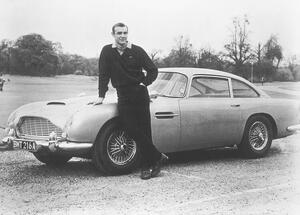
[238,116,273,158]
[92,121,141,175]
[33,152,72,166]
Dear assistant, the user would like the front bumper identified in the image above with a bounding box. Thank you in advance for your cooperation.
[1,136,93,155]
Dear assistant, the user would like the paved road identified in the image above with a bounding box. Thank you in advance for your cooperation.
[1,133,299,214]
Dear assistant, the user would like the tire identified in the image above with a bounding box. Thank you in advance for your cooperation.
[92,121,141,175]
[33,152,72,166]
[238,115,273,158]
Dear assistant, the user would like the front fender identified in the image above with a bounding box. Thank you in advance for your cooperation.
[66,103,118,143]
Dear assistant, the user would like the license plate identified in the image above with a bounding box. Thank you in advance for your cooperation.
[20,140,37,151]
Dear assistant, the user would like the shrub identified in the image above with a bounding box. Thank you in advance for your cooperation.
[274,67,294,81]
[74,70,84,75]
[293,65,300,81]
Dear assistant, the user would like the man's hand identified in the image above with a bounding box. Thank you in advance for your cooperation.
[88,97,104,105]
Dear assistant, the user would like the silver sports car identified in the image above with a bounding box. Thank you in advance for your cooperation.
[2,68,300,174]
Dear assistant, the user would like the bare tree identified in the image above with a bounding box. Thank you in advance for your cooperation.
[149,49,161,66]
[196,48,225,71]
[254,43,263,64]
[224,16,253,74]
[164,36,196,67]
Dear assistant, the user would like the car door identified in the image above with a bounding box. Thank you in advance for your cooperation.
[148,71,189,153]
[179,75,243,151]
[150,97,181,153]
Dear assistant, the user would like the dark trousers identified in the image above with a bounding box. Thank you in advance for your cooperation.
[117,85,161,168]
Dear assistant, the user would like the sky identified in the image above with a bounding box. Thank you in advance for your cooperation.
[1,0,300,62]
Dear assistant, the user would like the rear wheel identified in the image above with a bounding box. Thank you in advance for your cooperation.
[33,152,72,166]
[92,121,141,175]
[238,115,273,158]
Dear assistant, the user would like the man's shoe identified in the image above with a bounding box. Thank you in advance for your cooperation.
[151,153,168,177]
[140,168,151,180]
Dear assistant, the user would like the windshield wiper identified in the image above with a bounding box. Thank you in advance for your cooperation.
[156,93,169,97]
[150,93,166,99]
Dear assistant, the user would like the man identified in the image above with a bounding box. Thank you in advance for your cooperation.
[93,23,167,180]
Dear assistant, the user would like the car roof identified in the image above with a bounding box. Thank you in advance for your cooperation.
[159,67,244,80]
[158,67,269,97]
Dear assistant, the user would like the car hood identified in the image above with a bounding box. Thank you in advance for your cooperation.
[8,93,118,129]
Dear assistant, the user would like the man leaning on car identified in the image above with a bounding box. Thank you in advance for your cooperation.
[92,22,168,180]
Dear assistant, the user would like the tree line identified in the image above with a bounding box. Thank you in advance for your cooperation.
[0,34,98,77]
[0,16,299,82]
[152,17,299,82]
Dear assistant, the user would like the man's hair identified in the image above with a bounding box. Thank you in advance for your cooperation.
[112,23,128,34]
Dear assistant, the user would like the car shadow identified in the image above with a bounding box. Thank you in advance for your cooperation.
[166,145,283,164]
[167,147,239,164]
[16,158,105,178]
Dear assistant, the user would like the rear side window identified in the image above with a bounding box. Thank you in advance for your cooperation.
[232,79,259,98]
[190,77,230,98]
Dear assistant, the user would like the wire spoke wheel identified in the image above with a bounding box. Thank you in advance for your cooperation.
[248,121,269,151]
[107,130,137,166]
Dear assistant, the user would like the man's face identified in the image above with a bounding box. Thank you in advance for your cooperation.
[112,26,128,46]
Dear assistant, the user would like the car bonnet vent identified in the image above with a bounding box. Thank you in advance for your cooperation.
[47,102,66,105]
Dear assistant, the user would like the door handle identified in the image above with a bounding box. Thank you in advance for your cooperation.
[155,112,179,119]
[230,104,240,107]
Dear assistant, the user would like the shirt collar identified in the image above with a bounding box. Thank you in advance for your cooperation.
[112,42,132,49]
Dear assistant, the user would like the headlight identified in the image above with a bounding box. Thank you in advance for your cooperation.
[62,116,73,139]
[7,110,17,127]
[6,128,15,137]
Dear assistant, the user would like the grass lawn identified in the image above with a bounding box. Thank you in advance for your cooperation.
[0,75,299,140]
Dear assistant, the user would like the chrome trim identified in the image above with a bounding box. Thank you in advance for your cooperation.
[155,112,179,119]
[2,136,92,154]
[287,124,300,132]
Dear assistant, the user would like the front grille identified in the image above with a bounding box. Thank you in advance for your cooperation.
[18,116,63,139]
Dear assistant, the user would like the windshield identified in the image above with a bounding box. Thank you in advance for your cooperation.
[148,72,188,97]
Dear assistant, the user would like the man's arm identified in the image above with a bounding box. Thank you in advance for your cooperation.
[139,47,158,86]
[89,47,109,105]
[93,97,104,105]
[98,47,110,98]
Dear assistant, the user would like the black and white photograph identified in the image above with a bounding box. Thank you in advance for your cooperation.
[1,0,300,214]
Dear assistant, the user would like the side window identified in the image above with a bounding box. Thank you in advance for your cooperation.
[189,77,230,98]
[232,79,259,98]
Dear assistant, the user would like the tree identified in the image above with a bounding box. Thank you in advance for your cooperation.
[263,35,282,69]
[163,36,197,67]
[253,35,284,81]
[196,49,225,71]
[254,43,263,64]
[288,55,300,81]
[58,53,98,76]
[0,39,13,73]
[149,49,161,66]
[11,34,59,76]
[224,16,253,76]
